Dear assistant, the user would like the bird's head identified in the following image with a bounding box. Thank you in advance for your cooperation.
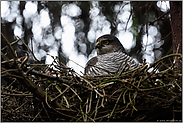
[95,34,126,55]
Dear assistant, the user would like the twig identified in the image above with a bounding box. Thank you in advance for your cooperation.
[17,36,41,63]
[1,38,21,51]
[149,10,170,25]
[51,83,73,101]
[94,96,100,120]
[32,108,44,121]
[63,83,82,102]
[1,33,17,58]
[109,90,123,118]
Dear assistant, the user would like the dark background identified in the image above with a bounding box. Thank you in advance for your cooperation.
[1,1,172,73]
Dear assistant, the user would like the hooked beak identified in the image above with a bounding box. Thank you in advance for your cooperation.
[95,41,101,49]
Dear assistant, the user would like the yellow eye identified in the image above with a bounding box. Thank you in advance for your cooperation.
[103,41,109,45]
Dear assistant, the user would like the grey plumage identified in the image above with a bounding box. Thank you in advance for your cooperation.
[84,34,141,76]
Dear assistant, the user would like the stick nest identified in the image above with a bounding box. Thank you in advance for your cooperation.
[1,34,182,122]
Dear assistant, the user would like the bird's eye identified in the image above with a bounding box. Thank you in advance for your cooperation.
[103,41,109,45]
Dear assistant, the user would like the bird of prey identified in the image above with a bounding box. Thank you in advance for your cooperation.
[84,34,141,76]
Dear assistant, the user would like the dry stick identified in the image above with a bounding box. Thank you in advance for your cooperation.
[20,114,40,119]
[90,87,125,117]
[117,62,129,77]
[130,96,135,117]
[79,102,85,122]
[141,84,172,91]
[14,99,28,111]
[74,71,104,97]
[148,53,182,69]
[120,101,131,114]
[129,79,139,113]
[125,10,132,31]
[87,116,95,122]
[123,89,128,104]
[128,91,138,111]
[84,114,87,122]
[1,33,17,58]
[119,65,145,78]
[1,69,18,75]
[2,86,26,95]
[2,34,62,109]
[55,84,70,108]
[86,89,124,120]
[20,51,29,68]
[109,90,123,118]
[63,83,82,102]
[131,77,142,104]
[76,116,82,122]
[4,39,64,110]
[100,89,105,108]
[29,69,92,91]
[174,80,182,91]
[6,78,17,89]
[1,56,25,64]
[142,62,159,82]
[67,67,84,86]
[32,108,44,121]
[2,93,33,97]
[85,97,89,120]
[51,105,78,120]
[159,61,174,73]
[1,38,21,51]
[173,44,180,70]
[1,69,19,76]
[68,58,85,69]
[121,72,162,105]
[12,96,19,112]
[94,96,100,120]
[45,83,52,109]
[57,60,100,95]
[149,10,170,25]
[51,83,73,101]
[94,113,111,121]
[22,69,63,108]
[84,78,104,97]
[17,36,41,63]
[41,102,52,121]
[86,91,92,114]
[89,91,93,112]
[1,51,9,61]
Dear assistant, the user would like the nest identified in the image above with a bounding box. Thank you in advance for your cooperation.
[1,34,182,122]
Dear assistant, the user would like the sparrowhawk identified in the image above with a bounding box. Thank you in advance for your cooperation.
[84,34,141,76]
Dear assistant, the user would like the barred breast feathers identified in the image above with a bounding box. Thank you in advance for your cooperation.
[84,51,141,76]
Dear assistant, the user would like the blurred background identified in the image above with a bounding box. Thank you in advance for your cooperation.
[1,1,172,74]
